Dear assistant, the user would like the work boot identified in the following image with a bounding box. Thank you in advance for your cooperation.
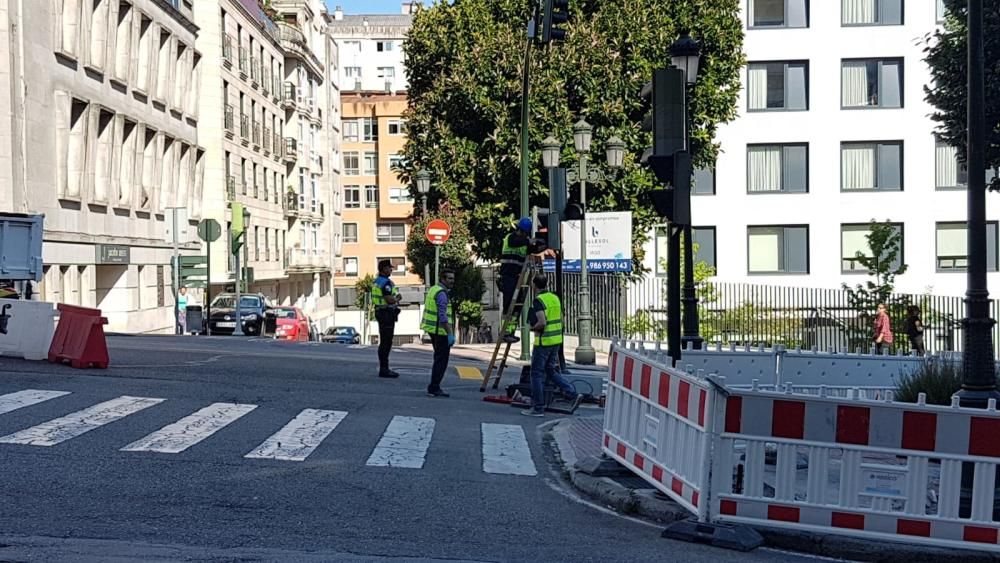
[427,388,450,398]
[378,369,399,379]
[502,333,520,344]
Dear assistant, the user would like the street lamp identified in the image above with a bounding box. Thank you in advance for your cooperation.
[234,206,251,336]
[415,168,433,285]
[542,122,625,365]
[669,33,703,352]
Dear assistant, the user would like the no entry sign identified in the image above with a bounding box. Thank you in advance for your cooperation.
[425,219,451,245]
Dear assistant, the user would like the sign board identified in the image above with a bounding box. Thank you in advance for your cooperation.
[546,211,633,273]
[96,244,130,265]
[425,219,451,246]
[197,219,222,243]
[861,464,906,497]
[163,208,190,243]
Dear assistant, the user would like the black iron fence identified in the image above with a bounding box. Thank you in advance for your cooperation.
[540,272,1000,355]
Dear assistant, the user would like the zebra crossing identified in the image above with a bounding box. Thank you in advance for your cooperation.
[0,389,540,476]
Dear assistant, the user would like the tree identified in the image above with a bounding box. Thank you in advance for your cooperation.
[354,274,376,321]
[841,220,910,350]
[406,203,475,285]
[401,0,745,264]
[923,0,1000,190]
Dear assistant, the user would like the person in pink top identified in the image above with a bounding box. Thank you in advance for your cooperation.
[873,303,894,355]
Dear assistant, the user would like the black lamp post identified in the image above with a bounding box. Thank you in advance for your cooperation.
[670,33,704,351]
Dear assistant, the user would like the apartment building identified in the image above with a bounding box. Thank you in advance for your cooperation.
[0,0,204,333]
[643,0,998,297]
[328,3,420,289]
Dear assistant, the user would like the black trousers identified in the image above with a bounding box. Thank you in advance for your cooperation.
[499,275,522,332]
[909,335,925,357]
[429,334,451,391]
[377,320,395,371]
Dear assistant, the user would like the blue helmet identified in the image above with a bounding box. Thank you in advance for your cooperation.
[517,217,533,233]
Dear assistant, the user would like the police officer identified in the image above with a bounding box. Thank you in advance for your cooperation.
[422,269,455,397]
[522,275,583,417]
[498,217,534,343]
[372,259,401,378]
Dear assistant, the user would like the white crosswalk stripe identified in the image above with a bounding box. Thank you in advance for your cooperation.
[0,389,71,416]
[0,396,164,446]
[121,403,256,454]
[245,409,348,461]
[366,415,435,469]
[481,423,538,476]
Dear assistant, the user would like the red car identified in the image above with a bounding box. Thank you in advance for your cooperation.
[271,307,311,341]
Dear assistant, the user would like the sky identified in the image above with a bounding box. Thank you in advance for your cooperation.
[325,0,404,14]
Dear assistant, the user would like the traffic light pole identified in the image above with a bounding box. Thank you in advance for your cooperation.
[517,30,532,361]
[233,241,243,336]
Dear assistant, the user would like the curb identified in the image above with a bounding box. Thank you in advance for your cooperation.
[544,420,1000,563]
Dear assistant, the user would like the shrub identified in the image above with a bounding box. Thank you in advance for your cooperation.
[895,359,998,405]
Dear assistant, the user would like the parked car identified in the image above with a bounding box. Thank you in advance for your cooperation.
[270,306,311,342]
[207,293,268,336]
[323,326,360,344]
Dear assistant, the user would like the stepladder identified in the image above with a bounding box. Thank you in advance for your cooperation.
[480,259,538,392]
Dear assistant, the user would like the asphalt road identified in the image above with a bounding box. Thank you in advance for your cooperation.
[0,335,819,562]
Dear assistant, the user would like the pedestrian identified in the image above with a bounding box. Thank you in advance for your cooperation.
[522,275,584,417]
[498,217,534,343]
[177,286,188,334]
[372,259,401,378]
[905,305,925,357]
[423,269,455,397]
[873,302,894,355]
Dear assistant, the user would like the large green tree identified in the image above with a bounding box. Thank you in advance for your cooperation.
[923,0,1000,188]
[400,0,744,263]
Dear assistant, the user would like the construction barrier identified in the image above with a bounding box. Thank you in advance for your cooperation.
[47,304,109,369]
[0,300,58,360]
[605,339,1000,554]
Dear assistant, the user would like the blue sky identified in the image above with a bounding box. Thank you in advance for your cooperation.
[326,0,403,14]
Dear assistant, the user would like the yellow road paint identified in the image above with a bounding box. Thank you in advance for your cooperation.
[455,365,483,380]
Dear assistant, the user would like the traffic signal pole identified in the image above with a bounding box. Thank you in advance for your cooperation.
[518,32,532,360]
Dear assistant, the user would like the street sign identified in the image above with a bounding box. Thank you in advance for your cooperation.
[425,219,451,246]
[163,208,190,243]
[197,219,222,243]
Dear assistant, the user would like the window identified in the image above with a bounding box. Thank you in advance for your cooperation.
[376,222,406,243]
[343,119,359,142]
[343,223,358,243]
[363,152,378,175]
[841,223,903,273]
[692,227,717,270]
[362,118,378,142]
[342,40,361,52]
[345,66,362,79]
[388,154,406,170]
[376,40,394,52]
[343,152,359,175]
[345,185,360,208]
[389,187,413,203]
[387,119,406,135]
[842,0,902,26]
[693,166,715,195]
[746,144,808,193]
[344,257,359,277]
[936,222,999,272]
[748,226,809,274]
[654,226,669,277]
[377,67,395,80]
[749,0,808,28]
[935,139,998,189]
[365,185,379,208]
[841,141,902,191]
[747,62,808,111]
[937,0,946,22]
[841,58,903,108]
[376,257,407,275]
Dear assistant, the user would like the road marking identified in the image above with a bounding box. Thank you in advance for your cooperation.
[481,423,537,476]
[0,396,164,446]
[366,415,435,469]
[121,403,256,454]
[455,365,482,380]
[245,409,348,461]
[0,389,71,416]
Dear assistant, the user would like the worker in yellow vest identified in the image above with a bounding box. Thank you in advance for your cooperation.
[421,269,455,397]
[522,275,584,417]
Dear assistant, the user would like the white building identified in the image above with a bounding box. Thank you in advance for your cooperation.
[328,2,419,94]
[643,0,997,298]
[0,0,204,333]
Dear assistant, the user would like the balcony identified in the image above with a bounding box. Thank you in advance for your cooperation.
[272,76,281,102]
[226,176,236,201]
[239,114,249,144]
[263,126,271,153]
[282,82,297,110]
[253,181,259,199]
[276,22,323,77]
[283,191,300,217]
[250,56,260,86]
[252,121,261,149]
[284,137,298,162]
[262,71,270,96]
[286,248,329,273]
[273,133,283,161]
[224,105,234,137]
[222,35,234,67]
[238,47,248,77]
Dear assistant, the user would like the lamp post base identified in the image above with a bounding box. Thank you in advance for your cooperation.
[574,345,596,366]
[680,335,703,352]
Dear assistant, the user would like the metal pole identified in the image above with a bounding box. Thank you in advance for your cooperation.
[576,153,595,365]
[434,244,440,286]
[172,210,180,335]
[206,237,211,336]
[668,225,681,365]
[233,237,244,336]
[518,33,533,361]
[958,0,999,407]
[423,198,431,285]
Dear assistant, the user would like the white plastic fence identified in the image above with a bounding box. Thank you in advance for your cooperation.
[605,339,1000,554]
[0,300,58,360]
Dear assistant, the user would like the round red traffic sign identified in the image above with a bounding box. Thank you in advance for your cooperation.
[425,219,451,245]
